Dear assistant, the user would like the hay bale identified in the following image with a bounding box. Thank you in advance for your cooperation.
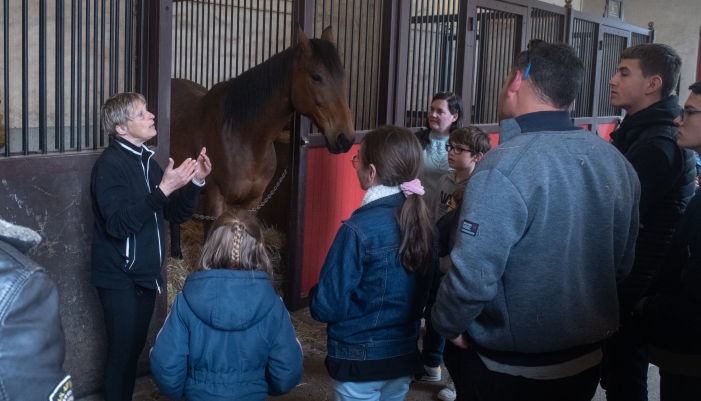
[166,220,287,312]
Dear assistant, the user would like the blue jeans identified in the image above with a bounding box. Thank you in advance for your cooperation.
[332,376,412,401]
[422,300,446,368]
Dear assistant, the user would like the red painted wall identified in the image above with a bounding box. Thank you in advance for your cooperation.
[301,144,365,294]
[489,133,500,146]
[598,123,617,142]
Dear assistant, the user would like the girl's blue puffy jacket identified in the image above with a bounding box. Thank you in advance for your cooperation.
[150,269,303,400]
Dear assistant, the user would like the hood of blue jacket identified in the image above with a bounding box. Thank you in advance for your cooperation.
[182,269,277,331]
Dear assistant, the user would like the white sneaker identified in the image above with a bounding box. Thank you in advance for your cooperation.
[420,365,441,382]
[437,377,456,401]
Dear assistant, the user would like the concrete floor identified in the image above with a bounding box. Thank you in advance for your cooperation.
[75,307,663,401]
[75,369,663,401]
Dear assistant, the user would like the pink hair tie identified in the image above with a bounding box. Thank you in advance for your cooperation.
[400,179,425,197]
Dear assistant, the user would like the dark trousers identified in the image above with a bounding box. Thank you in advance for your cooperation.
[660,369,701,401]
[421,301,446,368]
[453,348,600,401]
[442,341,464,395]
[98,286,157,401]
[601,325,649,401]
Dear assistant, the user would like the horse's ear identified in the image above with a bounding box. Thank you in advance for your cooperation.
[321,26,334,44]
[297,27,312,56]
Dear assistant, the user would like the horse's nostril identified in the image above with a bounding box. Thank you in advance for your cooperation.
[336,133,353,153]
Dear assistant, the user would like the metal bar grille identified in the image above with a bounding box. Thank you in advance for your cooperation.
[530,8,563,43]
[172,0,294,89]
[571,17,596,118]
[631,32,648,46]
[308,0,383,131]
[0,0,133,157]
[472,6,519,124]
[404,0,459,128]
[598,33,626,117]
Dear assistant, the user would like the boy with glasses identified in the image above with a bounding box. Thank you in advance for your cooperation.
[420,126,491,401]
[435,127,492,221]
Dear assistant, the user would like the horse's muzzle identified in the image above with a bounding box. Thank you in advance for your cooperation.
[325,133,353,154]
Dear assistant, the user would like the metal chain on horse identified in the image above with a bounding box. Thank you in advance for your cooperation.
[248,168,287,212]
[191,168,288,220]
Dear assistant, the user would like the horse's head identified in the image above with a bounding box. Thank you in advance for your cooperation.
[291,27,355,154]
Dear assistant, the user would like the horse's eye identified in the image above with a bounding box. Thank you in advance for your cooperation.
[311,74,322,83]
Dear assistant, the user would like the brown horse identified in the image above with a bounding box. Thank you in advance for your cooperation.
[169,27,354,257]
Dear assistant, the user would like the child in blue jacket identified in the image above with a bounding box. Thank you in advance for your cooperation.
[309,126,439,401]
[150,209,303,400]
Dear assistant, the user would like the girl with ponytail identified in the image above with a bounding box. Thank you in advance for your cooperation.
[309,125,439,400]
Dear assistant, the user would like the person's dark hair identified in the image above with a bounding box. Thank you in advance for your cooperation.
[513,42,583,109]
[449,126,492,155]
[689,80,701,95]
[359,125,434,275]
[198,208,273,278]
[101,92,147,139]
[427,91,465,132]
[621,44,681,99]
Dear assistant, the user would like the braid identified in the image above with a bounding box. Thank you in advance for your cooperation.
[231,222,244,268]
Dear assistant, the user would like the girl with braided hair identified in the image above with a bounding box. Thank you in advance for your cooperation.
[149,208,303,400]
[309,125,439,401]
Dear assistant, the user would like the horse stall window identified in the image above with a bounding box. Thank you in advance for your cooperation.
[0,0,136,157]
[570,17,596,118]
[472,6,521,125]
[306,0,384,132]
[530,7,563,43]
[171,0,294,88]
[597,32,627,117]
[631,31,649,47]
[404,0,459,128]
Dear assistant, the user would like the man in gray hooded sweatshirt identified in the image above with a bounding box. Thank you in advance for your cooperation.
[432,42,641,400]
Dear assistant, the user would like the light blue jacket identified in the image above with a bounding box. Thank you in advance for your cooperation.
[433,112,640,361]
[150,270,302,401]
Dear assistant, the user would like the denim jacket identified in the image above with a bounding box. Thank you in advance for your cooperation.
[309,193,437,361]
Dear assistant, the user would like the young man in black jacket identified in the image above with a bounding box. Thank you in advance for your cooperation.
[603,44,697,401]
[91,92,211,400]
[633,79,701,400]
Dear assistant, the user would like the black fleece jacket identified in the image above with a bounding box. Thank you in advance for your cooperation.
[636,193,701,354]
[90,138,202,290]
[610,95,696,315]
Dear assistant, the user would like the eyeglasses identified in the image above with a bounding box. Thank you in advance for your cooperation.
[680,107,701,122]
[351,155,359,169]
[522,39,546,80]
[445,144,476,155]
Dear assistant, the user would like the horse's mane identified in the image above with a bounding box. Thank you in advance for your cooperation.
[221,38,344,133]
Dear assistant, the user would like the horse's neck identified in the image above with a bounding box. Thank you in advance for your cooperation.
[236,87,294,155]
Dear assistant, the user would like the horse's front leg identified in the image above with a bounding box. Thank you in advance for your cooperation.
[170,222,184,259]
[202,185,225,242]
